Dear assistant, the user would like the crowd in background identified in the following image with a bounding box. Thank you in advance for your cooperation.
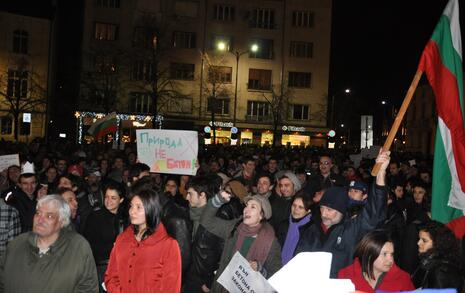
[0,138,464,293]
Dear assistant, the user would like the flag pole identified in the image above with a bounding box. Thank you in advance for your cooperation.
[371,69,424,176]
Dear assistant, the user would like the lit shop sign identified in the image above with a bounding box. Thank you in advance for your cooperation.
[209,121,234,128]
[132,121,147,127]
[282,125,306,132]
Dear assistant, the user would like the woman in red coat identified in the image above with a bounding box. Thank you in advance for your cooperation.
[105,189,182,293]
[338,230,415,293]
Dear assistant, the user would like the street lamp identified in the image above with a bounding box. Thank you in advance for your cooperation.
[330,88,351,129]
[217,42,258,126]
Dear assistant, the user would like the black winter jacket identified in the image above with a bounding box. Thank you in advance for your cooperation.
[412,252,464,292]
[295,182,387,277]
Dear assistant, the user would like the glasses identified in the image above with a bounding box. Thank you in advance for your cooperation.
[319,161,331,165]
[34,211,58,220]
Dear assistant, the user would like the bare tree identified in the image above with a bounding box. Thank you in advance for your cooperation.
[79,45,124,113]
[0,57,47,141]
[262,84,293,146]
[129,13,188,127]
[201,52,233,143]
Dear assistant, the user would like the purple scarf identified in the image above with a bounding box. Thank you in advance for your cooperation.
[281,213,311,265]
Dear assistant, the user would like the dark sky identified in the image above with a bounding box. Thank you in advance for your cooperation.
[330,0,463,114]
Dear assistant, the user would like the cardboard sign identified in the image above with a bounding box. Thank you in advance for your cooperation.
[136,129,198,176]
[0,154,20,172]
[217,251,276,293]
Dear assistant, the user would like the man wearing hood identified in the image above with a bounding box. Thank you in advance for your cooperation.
[269,171,302,231]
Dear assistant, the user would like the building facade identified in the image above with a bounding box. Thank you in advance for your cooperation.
[79,0,332,146]
[0,11,50,141]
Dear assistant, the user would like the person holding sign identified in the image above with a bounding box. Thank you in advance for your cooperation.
[105,189,182,293]
[338,230,414,293]
[200,191,281,293]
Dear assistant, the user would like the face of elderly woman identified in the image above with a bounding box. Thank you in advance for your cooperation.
[373,242,394,275]
[243,199,263,227]
[417,231,433,254]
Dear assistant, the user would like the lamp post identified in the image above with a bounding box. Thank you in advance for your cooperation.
[217,42,258,126]
[330,88,351,129]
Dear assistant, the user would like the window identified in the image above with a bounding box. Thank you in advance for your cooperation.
[94,55,117,73]
[248,69,271,90]
[292,11,314,28]
[249,39,273,59]
[7,70,28,98]
[207,97,229,115]
[209,66,232,83]
[247,101,271,121]
[132,60,155,81]
[170,63,195,80]
[96,0,120,8]
[130,92,152,113]
[290,41,313,58]
[133,27,157,49]
[13,30,28,54]
[250,8,275,29]
[173,31,196,49]
[94,22,118,40]
[213,4,235,21]
[291,104,310,120]
[211,35,232,51]
[168,97,192,113]
[0,116,12,135]
[288,72,311,88]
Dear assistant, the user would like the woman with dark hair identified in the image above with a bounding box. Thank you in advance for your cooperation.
[276,190,313,265]
[338,230,414,293]
[83,183,128,293]
[105,188,182,293]
[412,220,463,291]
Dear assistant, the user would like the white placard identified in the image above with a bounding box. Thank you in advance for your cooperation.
[0,154,20,172]
[23,113,31,123]
[136,129,198,176]
[217,251,276,293]
[268,252,355,293]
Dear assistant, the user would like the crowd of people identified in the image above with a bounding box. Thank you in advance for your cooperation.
[0,139,464,293]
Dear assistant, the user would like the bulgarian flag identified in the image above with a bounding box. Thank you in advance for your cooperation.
[418,0,465,223]
[87,112,118,140]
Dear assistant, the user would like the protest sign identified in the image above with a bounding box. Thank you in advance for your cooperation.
[136,129,198,176]
[0,154,20,172]
[268,252,355,293]
[217,251,276,293]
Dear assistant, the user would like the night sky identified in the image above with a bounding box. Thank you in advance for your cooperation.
[330,0,463,119]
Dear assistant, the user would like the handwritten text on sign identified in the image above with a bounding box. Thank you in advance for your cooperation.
[217,251,276,293]
[136,129,198,176]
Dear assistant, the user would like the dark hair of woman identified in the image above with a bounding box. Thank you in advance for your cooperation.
[132,189,162,240]
[354,230,393,280]
[292,190,313,211]
[104,182,126,199]
[418,220,460,264]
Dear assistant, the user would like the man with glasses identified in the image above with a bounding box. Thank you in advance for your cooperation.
[0,194,98,292]
[310,155,346,189]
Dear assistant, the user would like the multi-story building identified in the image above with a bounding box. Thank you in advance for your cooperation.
[0,10,51,141]
[78,0,332,146]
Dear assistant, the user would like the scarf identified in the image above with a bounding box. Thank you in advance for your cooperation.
[234,222,275,264]
[189,205,206,237]
[281,213,311,265]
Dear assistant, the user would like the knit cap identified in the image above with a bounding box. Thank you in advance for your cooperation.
[244,195,272,220]
[280,171,302,192]
[320,187,349,214]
